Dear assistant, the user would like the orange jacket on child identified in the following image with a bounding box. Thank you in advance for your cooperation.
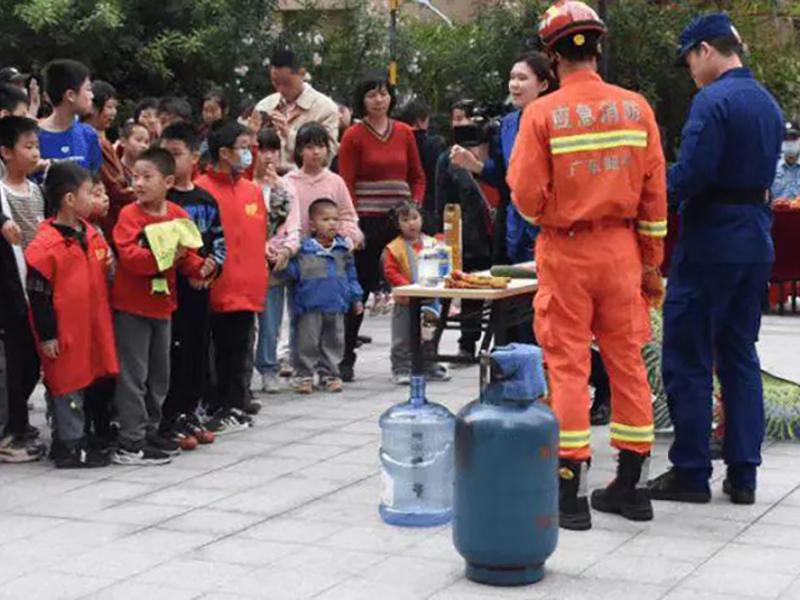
[112,202,206,320]
[25,220,119,397]
[196,170,268,314]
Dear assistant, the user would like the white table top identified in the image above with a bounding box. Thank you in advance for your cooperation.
[392,263,538,301]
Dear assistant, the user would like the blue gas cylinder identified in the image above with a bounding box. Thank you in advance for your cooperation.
[379,375,455,527]
[453,344,559,586]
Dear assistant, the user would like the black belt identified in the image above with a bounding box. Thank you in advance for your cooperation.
[698,187,768,205]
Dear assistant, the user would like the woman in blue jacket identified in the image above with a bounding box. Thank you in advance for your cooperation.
[451,51,555,264]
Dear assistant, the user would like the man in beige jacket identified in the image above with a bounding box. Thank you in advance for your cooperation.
[255,50,340,172]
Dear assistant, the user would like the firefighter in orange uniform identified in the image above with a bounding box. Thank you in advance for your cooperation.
[508,0,668,531]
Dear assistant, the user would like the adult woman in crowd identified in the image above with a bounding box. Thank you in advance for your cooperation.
[337,72,426,381]
[451,51,555,264]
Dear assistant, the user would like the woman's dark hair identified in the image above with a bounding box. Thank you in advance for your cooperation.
[397,99,431,127]
[257,127,281,151]
[391,200,421,226]
[157,96,193,122]
[352,72,396,120]
[91,80,117,112]
[207,119,247,162]
[43,59,90,106]
[293,122,331,167]
[134,97,158,122]
[43,161,92,214]
[203,87,228,114]
[514,51,558,96]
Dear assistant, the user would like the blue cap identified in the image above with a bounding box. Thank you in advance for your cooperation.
[675,12,741,66]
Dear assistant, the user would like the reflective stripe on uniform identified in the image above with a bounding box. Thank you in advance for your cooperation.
[610,422,654,444]
[550,129,648,155]
[637,220,668,238]
[560,429,591,448]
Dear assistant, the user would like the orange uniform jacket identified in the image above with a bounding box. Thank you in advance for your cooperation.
[508,70,667,267]
[25,220,119,397]
[197,170,268,314]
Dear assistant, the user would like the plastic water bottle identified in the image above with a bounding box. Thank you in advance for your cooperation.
[379,376,455,526]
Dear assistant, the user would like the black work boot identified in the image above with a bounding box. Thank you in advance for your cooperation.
[722,479,755,505]
[54,440,112,469]
[591,451,654,521]
[559,459,591,531]
[648,468,711,503]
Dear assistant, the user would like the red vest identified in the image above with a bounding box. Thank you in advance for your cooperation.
[25,220,119,396]
[196,170,268,313]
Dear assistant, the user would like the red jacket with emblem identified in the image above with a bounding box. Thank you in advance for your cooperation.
[112,201,206,320]
[25,220,119,397]
[196,170,268,313]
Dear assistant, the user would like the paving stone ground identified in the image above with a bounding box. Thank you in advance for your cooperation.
[1,314,799,600]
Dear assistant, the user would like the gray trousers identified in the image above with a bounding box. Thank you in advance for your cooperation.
[113,311,171,449]
[391,304,437,375]
[51,390,86,443]
[295,312,344,380]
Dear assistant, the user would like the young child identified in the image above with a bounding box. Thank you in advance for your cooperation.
[133,98,161,142]
[286,198,363,394]
[0,116,43,462]
[253,128,299,394]
[160,121,225,447]
[119,121,151,185]
[284,122,363,248]
[38,59,101,174]
[25,162,118,468]
[382,201,449,384]
[111,147,215,465]
[0,116,44,248]
[196,120,267,433]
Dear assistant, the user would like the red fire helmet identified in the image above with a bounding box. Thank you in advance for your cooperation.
[538,1,607,52]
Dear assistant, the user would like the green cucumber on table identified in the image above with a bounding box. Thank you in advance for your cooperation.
[490,265,537,279]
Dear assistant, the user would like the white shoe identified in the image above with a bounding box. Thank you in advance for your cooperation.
[392,373,411,385]
[261,373,281,394]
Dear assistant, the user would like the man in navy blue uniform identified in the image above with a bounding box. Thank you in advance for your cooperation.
[648,13,784,505]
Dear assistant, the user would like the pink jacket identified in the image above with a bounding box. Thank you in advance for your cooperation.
[283,168,364,248]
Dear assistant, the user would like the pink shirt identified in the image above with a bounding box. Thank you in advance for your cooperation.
[283,168,364,248]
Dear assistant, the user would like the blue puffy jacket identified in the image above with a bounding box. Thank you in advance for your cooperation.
[285,236,364,316]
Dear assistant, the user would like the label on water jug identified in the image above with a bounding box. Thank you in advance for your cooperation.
[381,469,395,507]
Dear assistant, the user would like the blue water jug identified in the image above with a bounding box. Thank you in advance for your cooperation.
[379,375,455,527]
[453,344,559,586]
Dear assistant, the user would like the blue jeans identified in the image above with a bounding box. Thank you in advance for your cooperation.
[255,283,285,376]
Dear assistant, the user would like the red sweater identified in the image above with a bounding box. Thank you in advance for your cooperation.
[338,121,426,217]
[196,170,268,314]
[112,202,205,320]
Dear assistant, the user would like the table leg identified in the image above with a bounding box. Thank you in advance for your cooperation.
[410,298,424,377]
[491,299,511,347]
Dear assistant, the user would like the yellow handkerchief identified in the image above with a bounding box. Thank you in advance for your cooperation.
[144,218,203,272]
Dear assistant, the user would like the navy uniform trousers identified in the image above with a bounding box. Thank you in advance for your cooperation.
[662,255,771,491]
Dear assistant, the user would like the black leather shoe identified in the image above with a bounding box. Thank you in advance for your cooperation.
[559,460,592,531]
[648,468,711,503]
[591,451,653,521]
[340,364,354,383]
[723,479,755,505]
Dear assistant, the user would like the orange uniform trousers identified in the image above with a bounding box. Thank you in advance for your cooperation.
[534,223,654,461]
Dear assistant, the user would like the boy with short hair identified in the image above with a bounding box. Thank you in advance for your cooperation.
[196,120,267,433]
[26,162,118,468]
[286,198,363,394]
[112,147,216,465]
[38,59,101,173]
[119,121,150,185]
[0,116,45,460]
[160,121,225,447]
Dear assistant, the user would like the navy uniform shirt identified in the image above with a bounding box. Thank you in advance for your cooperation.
[668,67,784,264]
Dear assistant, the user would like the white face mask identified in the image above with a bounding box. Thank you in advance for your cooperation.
[783,140,800,159]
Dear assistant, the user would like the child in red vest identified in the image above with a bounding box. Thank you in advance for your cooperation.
[112,148,216,466]
[382,201,450,385]
[196,121,267,434]
[25,162,118,468]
